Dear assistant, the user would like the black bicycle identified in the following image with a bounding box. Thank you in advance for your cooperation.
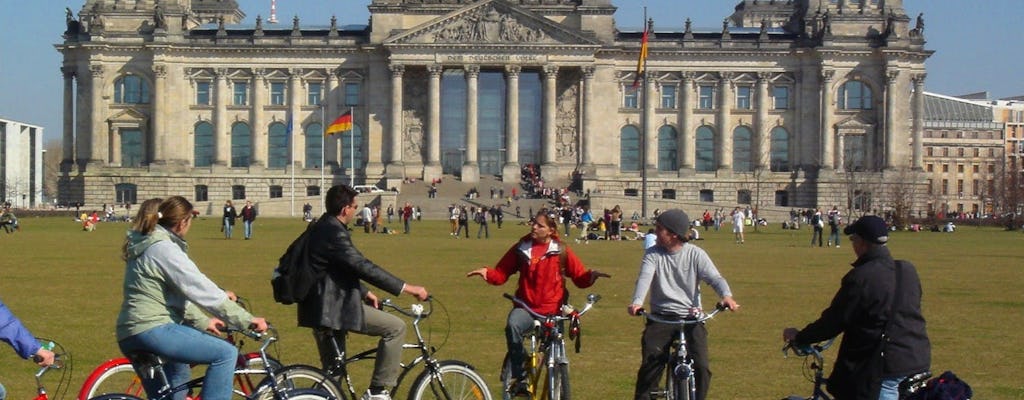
[781,339,932,400]
[313,297,492,400]
[635,303,728,400]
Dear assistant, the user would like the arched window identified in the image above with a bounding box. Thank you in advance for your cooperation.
[770,127,790,172]
[341,124,365,169]
[733,126,753,172]
[194,122,214,167]
[267,122,288,168]
[305,123,323,168]
[230,122,251,167]
[657,125,678,171]
[838,80,873,110]
[620,125,641,172]
[114,75,150,104]
[695,126,716,172]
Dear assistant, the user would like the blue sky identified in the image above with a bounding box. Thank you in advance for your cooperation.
[2,0,1021,143]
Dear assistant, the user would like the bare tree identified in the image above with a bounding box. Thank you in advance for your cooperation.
[880,167,924,228]
[43,140,63,205]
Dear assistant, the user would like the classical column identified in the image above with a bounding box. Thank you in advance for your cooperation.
[912,73,926,170]
[427,65,443,168]
[680,72,695,171]
[462,65,481,182]
[819,69,835,170]
[644,71,657,170]
[88,65,105,166]
[214,68,229,166]
[502,65,522,181]
[324,70,338,168]
[836,133,846,170]
[387,64,405,175]
[250,69,266,167]
[717,72,733,171]
[884,70,899,170]
[542,64,558,169]
[150,64,166,164]
[61,66,75,165]
[755,72,771,170]
[580,66,595,169]
[289,69,304,168]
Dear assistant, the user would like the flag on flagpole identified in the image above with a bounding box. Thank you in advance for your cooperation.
[325,111,353,136]
[632,25,649,88]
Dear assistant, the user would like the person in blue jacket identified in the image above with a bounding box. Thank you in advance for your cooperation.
[0,298,56,400]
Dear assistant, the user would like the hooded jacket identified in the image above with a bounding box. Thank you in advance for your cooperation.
[116,225,253,341]
[482,238,595,315]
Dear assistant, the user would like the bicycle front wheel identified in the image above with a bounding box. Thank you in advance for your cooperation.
[548,363,570,400]
[408,360,493,400]
[86,394,145,400]
[273,388,337,400]
[80,360,144,400]
[259,364,347,400]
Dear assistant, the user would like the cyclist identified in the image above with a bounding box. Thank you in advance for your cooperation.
[782,215,930,400]
[0,297,56,400]
[117,196,268,400]
[466,211,610,396]
[298,184,429,400]
[627,209,740,400]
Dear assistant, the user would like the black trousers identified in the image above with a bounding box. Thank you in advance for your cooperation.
[634,321,710,400]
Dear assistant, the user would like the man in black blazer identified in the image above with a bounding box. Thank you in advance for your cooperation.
[298,184,429,400]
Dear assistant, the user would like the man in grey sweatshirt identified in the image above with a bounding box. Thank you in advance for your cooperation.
[627,209,740,400]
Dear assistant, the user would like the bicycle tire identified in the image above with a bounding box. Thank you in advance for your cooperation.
[662,364,675,400]
[80,355,283,400]
[85,394,145,400]
[259,364,347,400]
[238,354,285,397]
[548,363,570,400]
[407,360,492,400]
[672,374,691,400]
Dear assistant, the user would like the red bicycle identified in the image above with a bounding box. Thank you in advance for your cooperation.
[13,339,72,400]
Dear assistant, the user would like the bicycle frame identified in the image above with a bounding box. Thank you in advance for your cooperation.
[637,304,727,400]
[781,339,835,400]
[504,293,600,400]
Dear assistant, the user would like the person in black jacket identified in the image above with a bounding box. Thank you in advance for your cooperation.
[783,215,930,400]
[298,184,429,400]
[222,200,238,239]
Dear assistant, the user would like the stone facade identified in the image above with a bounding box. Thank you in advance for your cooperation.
[57,0,931,216]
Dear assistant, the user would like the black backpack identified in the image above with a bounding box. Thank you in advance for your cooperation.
[271,223,322,305]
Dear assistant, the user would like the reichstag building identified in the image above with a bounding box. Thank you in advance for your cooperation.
[57,0,930,214]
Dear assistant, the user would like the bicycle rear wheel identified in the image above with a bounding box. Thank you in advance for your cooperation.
[260,364,347,400]
[85,394,145,400]
[408,360,492,400]
[548,364,570,400]
[79,361,144,400]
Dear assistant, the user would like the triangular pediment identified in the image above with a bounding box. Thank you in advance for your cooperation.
[835,115,875,131]
[108,108,148,124]
[385,0,600,47]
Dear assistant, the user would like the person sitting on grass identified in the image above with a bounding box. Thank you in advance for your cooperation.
[0,208,19,233]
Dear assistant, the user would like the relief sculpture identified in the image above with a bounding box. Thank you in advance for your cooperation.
[434,6,546,43]
[403,69,429,163]
[555,69,579,162]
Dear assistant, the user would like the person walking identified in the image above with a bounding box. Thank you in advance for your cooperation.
[827,206,843,248]
[731,207,745,244]
[456,206,470,238]
[449,205,460,236]
[299,185,430,400]
[361,204,374,234]
[466,211,610,395]
[401,203,413,234]
[783,216,930,400]
[628,209,739,400]
[240,201,257,240]
[221,200,237,239]
[476,206,490,239]
[810,208,825,247]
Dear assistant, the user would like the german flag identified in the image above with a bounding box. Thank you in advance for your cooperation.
[325,111,352,136]
[631,27,649,88]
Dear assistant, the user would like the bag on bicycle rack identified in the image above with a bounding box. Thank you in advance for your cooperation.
[903,370,972,400]
[271,222,321,305]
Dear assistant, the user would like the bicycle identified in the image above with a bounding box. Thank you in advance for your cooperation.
[307,297,491,400]
[12,339,73,400]
[78,299,283,400]
[781,339,932,400]
[500,293,601,400]
[635,303,728,400]
[86,329,331,400]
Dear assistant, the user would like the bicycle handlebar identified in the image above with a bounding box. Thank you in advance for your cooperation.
[782,338,835,358]
[503,293,601,321]
[635,302,729,324]
[380,297,433,319]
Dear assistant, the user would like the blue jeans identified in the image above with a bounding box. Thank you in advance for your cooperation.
[878,376,906,400]
[118,324,238,400]
[223,218,233,238]
[244,220,253,239]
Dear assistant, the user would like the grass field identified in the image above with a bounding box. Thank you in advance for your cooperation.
[0,215,1021,399]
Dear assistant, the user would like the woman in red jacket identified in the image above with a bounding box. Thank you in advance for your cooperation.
[466,211,610,395]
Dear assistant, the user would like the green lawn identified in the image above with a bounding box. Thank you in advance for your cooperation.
[0,216,1021,399]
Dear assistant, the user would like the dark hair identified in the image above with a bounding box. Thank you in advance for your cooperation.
[325,184,358,216]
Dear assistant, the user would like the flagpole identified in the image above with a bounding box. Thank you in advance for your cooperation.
[641,11,649,222]
[320,104,326,208]
[349,106,355,188]
[289,113,295,218]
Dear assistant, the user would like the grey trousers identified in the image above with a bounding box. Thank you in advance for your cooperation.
[313,304,407,388]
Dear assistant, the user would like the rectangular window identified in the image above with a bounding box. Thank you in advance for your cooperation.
[972,179,980,195]
[194,185,209,202]
[270,82,286,105]
[233,82,249,106]
[699,189,714,202]
[974,148,980,157]
[269,185,283,198]
[308,82,322,106]
[661,84,677,109]
[926,164,933,172]
[942,147,949,157]
[973,164,979,173]
[196,81,211,105]
[957,179,964,196]
[623,86,639,108]
[306,186,321,196]
[698,85,715,109]
[957,164,964,173]
[736,86,752,109]
[941,179,948,195]
[927,179,933,195]
[345,82,360,106]
[772,86,790,109]
[926,147,933,157]
[988,164,995,173]
[958,147,965,157]
[942,164,948,173]
[232,185,246,200]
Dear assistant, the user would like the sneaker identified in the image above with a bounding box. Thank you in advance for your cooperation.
[360,390,391,400]
[508,379,530,397]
